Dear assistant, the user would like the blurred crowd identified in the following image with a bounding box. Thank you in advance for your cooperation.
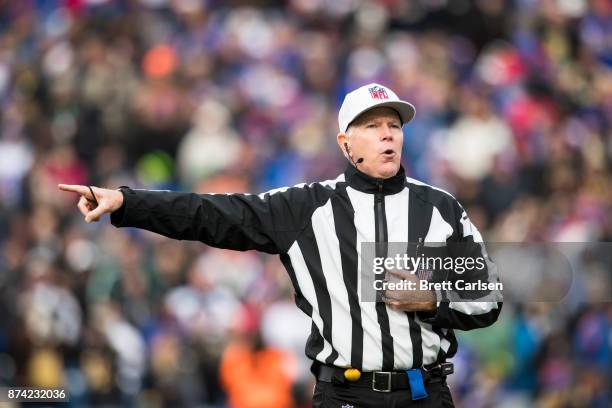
[0,0,610,407]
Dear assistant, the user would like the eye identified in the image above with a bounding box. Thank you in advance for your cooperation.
[366,123,377,128]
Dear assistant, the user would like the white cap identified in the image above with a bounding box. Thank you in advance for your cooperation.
[338,83,416,132]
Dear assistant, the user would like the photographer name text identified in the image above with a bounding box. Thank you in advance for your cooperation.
[374,279,503,292]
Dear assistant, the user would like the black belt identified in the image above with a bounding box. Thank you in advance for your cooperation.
[315,362,454,393]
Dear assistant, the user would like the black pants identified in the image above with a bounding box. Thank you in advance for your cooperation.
[312,376,455,408]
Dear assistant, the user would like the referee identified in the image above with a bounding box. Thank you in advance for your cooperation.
[59,83,502,407]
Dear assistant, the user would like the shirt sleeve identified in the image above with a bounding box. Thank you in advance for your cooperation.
[110,185,325,254]
[418,201,503,331]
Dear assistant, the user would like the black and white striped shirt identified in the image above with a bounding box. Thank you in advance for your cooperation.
[111,164,502,371]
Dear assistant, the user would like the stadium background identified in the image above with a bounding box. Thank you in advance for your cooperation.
[0,0,610,407]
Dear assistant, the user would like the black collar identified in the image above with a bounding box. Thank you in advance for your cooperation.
[344,164,406,195]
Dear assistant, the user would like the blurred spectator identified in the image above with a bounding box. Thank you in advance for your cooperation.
[220,306,296,408]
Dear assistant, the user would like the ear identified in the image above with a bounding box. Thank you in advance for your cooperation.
[337,132,350,159]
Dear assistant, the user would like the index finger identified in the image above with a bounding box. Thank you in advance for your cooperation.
[383,298,401,307]
[58,184,89,195]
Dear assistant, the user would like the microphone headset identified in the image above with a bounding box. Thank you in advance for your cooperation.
[344,142,364,167]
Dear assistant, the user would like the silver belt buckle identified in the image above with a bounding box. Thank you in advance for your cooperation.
[372,371,392,392]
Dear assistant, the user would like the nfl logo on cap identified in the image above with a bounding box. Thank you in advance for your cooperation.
[368,85,389,100]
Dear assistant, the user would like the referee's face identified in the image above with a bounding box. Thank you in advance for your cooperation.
[338,107,404,179]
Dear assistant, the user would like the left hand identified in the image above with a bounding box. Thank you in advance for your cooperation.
[383,270,437,312]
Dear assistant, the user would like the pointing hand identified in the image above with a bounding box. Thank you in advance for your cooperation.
[58,184,124,223]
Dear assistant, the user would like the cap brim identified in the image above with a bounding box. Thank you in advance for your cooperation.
[347,101,416,131]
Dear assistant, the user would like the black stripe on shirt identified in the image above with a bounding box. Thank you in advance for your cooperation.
[445,328,458,358]
[373,194,394,371]
[297,226,339,365]
[407,187,434,368]
[331,188,364,370]
[280,253,327,361]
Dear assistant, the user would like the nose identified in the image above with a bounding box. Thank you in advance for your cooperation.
[380,124,394,141]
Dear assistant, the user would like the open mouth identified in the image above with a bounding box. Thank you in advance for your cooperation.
[382,149,396,157]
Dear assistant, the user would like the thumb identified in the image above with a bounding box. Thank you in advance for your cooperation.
[84,205,107,223]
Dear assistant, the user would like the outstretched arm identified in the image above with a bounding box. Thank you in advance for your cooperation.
[58,184,325,255]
